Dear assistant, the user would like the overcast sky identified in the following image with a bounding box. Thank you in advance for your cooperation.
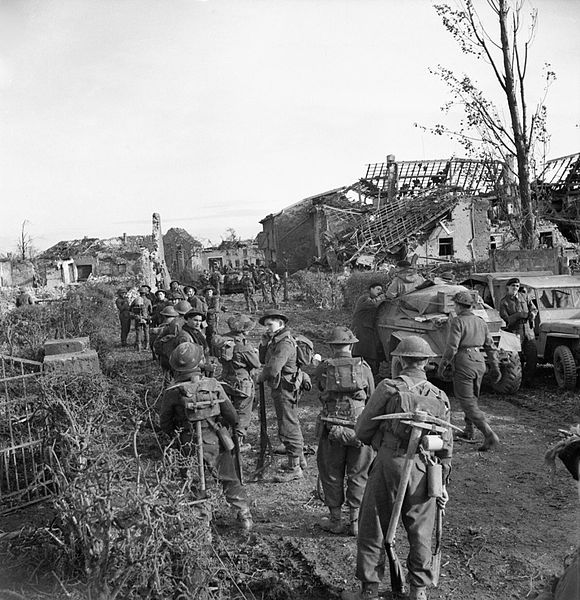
[0,0,578,253]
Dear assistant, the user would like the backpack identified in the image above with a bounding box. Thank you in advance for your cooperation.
[292,334,315,369]
[324,357,366,393]
[383,375,451,449]
[216,338,236,362]
[168,378,225,422]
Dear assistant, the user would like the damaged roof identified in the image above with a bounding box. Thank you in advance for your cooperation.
[38,235,155,260]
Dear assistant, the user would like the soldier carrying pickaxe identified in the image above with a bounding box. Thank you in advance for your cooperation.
[342,336,460,600]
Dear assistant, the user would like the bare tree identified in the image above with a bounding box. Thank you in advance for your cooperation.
[428,0,555,249]
[16,220,36,261]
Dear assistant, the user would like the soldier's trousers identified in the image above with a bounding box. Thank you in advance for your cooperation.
[134,323,149,350]
[230,380,254,439]
[119,314,131,346]
[317,430,373,509]
[356,449,435,588]
[244,291,257,313]
[271,385,304,458]
[452,350,489,432]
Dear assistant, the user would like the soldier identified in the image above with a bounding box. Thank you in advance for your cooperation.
[174,300,193,329]
[342,336,453,600]
[384,260,425,300]
[268,269,281,309]
[153,305,181,385]
[499,277,538,380]
[437,291,501,450]
[159,343,253,531]
[204,287,223,352]
[184,285,208,315]
[115,289,131,347]
[257,309,305,482]
[258,268,270,305]
[213,315,261,452]
[352,282,386,376]
[130,292,152,351]
[209,268,223,295]
[15,287,34,308]
[314,326,375,536]
[151,289,169,327]
[175,309,212,373]
[241,270,258,313]
[168,280,186,301]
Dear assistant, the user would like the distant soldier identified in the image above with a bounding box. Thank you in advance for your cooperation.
[257,309,306,482]
[438,291,501,450]
[159,343,253,531]
[214,315,261,452]
[130,296,151,351]
[168,280,185,301]
[267,268,281,308]
[351,282,386,376]
[199,270,210,289]
[151,289,169,327]
[174,300,193,329]
[209,268,223,295]
[204,287,223,352]
[115,289,131,347]
[384,260,425,300]
[184,285,208,315]
[258,268,270,305]
[314,326,375,536]
[15,287,34,308]
[499,278,538,380]
[241,271,257,313]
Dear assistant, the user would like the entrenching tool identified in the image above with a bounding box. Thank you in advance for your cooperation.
[432,503,444,587]
[371,411,461,594]
[195,420,206,498]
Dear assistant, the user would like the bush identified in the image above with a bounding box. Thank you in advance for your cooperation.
[289,271,344,309]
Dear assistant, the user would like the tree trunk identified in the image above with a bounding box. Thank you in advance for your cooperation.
[498,0,536,249]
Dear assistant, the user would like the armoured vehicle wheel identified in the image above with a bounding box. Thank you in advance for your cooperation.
[490,351,522,394]
[553,345,577,390]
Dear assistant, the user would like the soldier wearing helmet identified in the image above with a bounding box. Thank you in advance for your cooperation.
[437,291,501,451]
[130,289,153,351]
[313,326,375,536]
[213,315,261,452]
[153,305,183,386]
[204,287,224,353]
[342,336,452,600]
[159,342,253,531]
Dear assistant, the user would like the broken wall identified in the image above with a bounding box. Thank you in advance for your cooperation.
[415,197,490,265]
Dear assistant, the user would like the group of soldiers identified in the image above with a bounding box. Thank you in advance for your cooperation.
[113,264,522,600]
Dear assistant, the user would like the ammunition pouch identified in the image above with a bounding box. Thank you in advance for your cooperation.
[327,425,363,448]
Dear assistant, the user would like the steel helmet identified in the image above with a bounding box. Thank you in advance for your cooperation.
[326,326,358,345]
[160,305,179,317]
[174,300,192,315]
[453,291,475,307]
[391,336,437,358]
[133,296,144,307]
[227,315,255,332]
[259,309,289,325]
[169,342,204,372]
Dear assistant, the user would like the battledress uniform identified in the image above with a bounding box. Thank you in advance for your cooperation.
[351,293,385,375]
[314,351,375,533]
[115,294,131,346]
[353,368,452,595]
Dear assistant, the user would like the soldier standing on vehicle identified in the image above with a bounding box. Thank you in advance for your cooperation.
[384,260,425,300]
[213,315,261,452]
[257,309,306,482]
[437,291,501,451]
[314,326,375,536]
[499,278,538,381]
[115,289,131,347]
[352,282,386,376]
[159,342,253,531]
[342,336,452,600]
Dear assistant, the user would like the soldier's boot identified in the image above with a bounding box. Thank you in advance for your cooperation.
[237,508,253,532]
[457,421,475,441]
[319,507,344,534]
[478,424,500,452]
[409,585,428,600]
[340,583,379,600]
[273,456,303,483]
[348,507,359,536]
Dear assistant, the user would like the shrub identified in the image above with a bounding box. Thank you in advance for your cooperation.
[289,271,344,309]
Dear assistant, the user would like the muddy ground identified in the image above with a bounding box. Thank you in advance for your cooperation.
[1,292,579,599]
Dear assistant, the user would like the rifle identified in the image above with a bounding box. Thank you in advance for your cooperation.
[233,433,244,485]
[432,505,444,587]
[372,411,461,594]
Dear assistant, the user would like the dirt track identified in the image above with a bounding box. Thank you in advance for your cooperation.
[1,294,579,599]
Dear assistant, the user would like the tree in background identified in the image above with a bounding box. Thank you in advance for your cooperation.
[16,219,37,261]
[428,0,555,249]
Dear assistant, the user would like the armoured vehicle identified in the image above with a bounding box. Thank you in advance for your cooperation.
[376,282,522,393]
[463,273,580,389]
